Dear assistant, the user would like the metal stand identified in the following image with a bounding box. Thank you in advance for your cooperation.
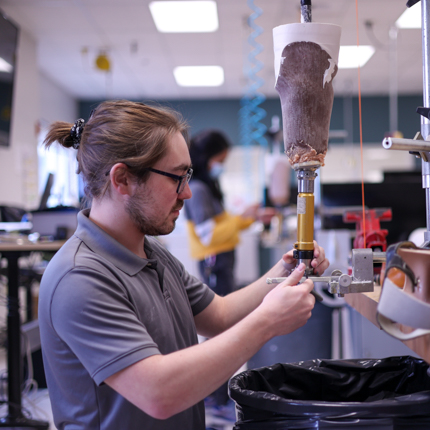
[420,0,430,247]
[382,0,430,248]
[0,252,48,429]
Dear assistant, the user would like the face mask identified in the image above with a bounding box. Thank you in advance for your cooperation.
[209,162,224,179]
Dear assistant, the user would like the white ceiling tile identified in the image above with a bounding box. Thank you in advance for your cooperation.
[0,0,426,99]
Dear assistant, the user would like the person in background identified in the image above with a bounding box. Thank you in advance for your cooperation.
[183,129,281,415]
[38,100,329,430]
[185,129,275,297]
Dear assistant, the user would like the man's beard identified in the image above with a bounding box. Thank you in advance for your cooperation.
[125,188,181,236]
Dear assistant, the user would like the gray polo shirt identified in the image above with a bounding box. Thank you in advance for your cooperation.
[39,210,215,430]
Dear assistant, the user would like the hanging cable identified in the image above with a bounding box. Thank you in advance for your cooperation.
[355,0,367,248]
[239,0,267,201]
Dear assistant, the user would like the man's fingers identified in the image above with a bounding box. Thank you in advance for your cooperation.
[282,250,296,272]
[300,278,316,294]
[284,263,306,285]
[312,240,329,276]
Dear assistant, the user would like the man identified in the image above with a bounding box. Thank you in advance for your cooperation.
[39,100,329,430]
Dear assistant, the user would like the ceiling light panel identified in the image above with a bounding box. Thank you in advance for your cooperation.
[174,66,224,87]
[338,45,375,69]
[396,5,421,29]
[149,1,219,33]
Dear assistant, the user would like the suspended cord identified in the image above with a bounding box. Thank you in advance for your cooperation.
[355,0,366,248]
[240,0,266,147]
[239,0,267,202]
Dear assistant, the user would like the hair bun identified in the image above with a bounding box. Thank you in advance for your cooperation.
[70,118,85,149]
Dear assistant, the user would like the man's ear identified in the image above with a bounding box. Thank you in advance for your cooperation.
[109,163,135,196]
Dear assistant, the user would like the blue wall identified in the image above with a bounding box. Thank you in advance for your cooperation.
[79,94,423,147]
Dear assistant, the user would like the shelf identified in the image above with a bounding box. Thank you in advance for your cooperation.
[344,286,430,363]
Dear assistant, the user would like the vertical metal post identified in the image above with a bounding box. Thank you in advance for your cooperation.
[389,26,399,134]
[5,253,22,421]
[421,0,430,245]
[0,252,49,429]
[300,0,311,23]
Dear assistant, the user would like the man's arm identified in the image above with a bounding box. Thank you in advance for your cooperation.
[105,264,314,419]
[194,240,329,337]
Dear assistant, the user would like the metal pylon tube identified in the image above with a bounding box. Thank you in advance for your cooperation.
[421,0,430,245]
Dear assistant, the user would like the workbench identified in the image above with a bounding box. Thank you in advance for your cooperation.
[344,286,430,364]
[0,240,64,429]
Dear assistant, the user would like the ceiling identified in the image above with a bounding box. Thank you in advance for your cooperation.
[0,0,425,101]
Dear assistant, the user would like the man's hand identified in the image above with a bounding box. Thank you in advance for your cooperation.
[256,263,315,338]
[282,240,329,276]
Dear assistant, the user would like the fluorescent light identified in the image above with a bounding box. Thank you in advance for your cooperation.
[149,1,218,33]
[0,57,13,72]
[173,66,224,87]
[396,5,421,29]
[338,45,375,69]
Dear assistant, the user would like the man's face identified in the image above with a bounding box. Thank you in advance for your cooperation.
[125,131,192,236]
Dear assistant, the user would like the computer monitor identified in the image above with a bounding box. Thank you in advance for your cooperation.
[38,173,54,211]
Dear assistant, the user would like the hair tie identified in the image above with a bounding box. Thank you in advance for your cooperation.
[70,118,85,149]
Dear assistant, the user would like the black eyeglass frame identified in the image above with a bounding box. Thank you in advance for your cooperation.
[145,167,193,194]
[105,164,193,194]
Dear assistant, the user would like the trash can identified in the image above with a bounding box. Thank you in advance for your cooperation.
[229,356,430,430]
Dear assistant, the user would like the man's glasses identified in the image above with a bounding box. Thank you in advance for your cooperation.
[145,167,193,194]
[105,164,193,194]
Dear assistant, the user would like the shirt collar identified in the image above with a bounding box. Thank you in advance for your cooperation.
[74,209,156,276]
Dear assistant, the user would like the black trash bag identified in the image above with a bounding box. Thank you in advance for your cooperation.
[229,356,430,430]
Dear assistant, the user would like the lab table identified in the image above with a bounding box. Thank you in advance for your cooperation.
[0,240,63,429]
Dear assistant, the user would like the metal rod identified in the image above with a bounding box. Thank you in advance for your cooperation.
[423,0,430,139]
[389,26,399,133]
[267,276,333,284]
[382,137,430,151]
[372,252,386,263]
[301,0,311,23]
[266,277,323,301]
[421,0,430,245]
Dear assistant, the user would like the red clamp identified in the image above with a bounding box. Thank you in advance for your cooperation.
[343,208,392,251]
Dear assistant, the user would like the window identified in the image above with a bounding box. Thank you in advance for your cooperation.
[37,125,79,209]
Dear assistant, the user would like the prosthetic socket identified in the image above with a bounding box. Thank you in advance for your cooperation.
[273,23,341,274]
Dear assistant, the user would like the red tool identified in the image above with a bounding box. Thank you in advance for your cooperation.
[343,208,392,252]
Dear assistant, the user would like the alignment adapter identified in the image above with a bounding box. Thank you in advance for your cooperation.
[293,161,320,277]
